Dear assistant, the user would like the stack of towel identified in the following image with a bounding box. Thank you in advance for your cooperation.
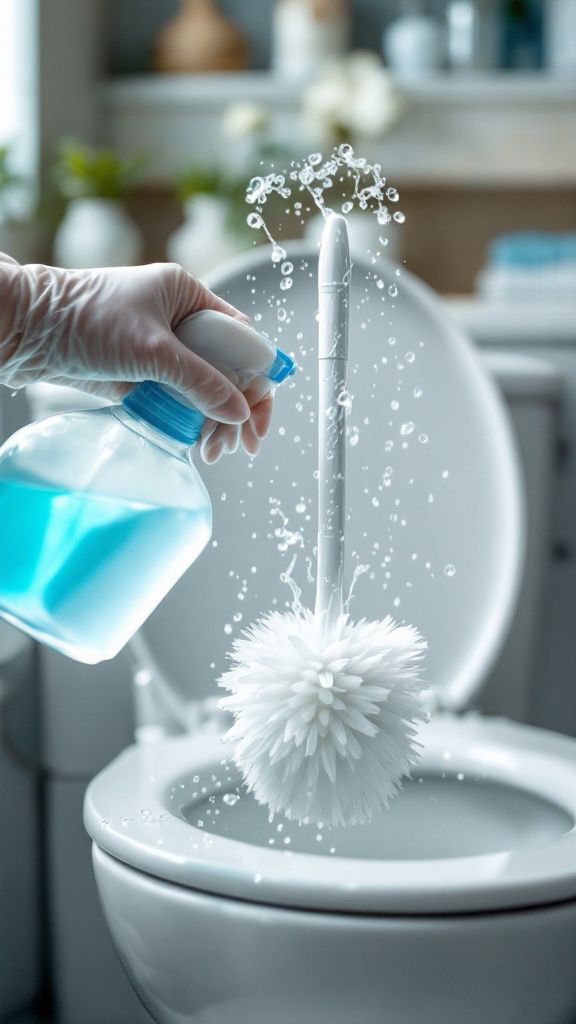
[476,232,576,301]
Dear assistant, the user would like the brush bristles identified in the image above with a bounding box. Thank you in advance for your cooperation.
[218,608,428,827]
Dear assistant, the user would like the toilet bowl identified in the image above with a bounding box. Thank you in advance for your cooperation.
[85,246,576,1024]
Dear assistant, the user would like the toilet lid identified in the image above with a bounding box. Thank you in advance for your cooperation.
[140,243,523,713]
[84,718,576,914]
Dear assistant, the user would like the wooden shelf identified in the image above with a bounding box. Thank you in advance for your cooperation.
[101,71,576,187]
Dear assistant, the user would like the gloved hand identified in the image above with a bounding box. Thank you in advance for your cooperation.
[0,255,273,463]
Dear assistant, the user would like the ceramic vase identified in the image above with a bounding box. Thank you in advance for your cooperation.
[166,194,245,278]
[53,198,143,269]
[153,0,249,73]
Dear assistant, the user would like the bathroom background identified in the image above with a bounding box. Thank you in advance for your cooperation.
[1,1,576,1024]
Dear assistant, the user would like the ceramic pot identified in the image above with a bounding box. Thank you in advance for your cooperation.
[166,194,245,278]
[53,198,143,269]
[153,0,249,73]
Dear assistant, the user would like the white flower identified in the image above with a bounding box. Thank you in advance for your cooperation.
[221,101,270,139]
[219,608,427,827]
[302,50,404,142]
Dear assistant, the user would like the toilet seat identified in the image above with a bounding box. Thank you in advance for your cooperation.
[84,713,576,916]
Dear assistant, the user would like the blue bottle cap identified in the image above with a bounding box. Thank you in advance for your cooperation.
[122,382,205,445]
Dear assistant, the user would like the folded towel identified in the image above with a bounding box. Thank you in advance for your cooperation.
[487,232,576,268]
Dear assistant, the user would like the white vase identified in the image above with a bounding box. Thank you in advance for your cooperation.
[304,208,404,264]
[53,198,143,269]
[166,194,244,278]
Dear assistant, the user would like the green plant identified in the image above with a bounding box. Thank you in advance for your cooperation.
[53,139,144,200]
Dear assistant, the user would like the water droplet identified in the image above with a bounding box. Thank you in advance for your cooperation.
[337,389,352,411]
[386,187,399,202]
[296,502,306,513]
[376,279,384,289]
[281,261,293,275]
[393,211,406,224]
[272,244,287,263]
[418,433,428,444]
[224,624,233,634]
[413,386,422,398]
[280,277,292,290]
[342,201,354,214]
[349,433,359,447]
[309,152,322,165]
[372,497,379,507]
[247,212,263,229]
[223,793,240,806]
[277,307,287,321]
[444,564,456,577]
[405,351,415,363]
[400,422,414,436]
[388,284,398,297]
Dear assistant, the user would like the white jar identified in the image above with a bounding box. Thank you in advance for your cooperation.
[383,2,444,77]
[272,0,350,81]
[53,198,142,269]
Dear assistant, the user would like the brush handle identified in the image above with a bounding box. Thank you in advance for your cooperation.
[314,215,350,639]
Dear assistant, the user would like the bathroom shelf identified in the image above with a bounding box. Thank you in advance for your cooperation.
[101,71,576,187]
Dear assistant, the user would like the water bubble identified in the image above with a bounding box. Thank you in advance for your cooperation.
[272,244,287,263]
[349,433,359,447]
[338,143,353,158]
[405,351,415,363]
[413,386,423,398]
[223,793,240,806]
[277,307,287,321]
[386,187,399,202]
[391,400,399,410]
[372,497,379,507]
[247,212,263,229]
[418,433,429,444]
[444,564,456,577]
[337,389,352,412]
[388,284,398,297]
[388,336,396,346]
[400,421,414,436]
[280,277,292,290]
[442,469,449,478]
[233,612,242,622]
[309,152,322,165]
[342,201,354,214]
[376,279,384,289]
[393,211,406,224]
[281,261,293,275]
[224,624,233,635]
[377,207,391,225]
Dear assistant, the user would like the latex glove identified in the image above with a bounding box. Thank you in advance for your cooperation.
[0,256,273,462]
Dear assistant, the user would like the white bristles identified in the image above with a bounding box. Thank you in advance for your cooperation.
[219,608,428,827]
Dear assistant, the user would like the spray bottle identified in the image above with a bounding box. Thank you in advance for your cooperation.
[0,311,296,664]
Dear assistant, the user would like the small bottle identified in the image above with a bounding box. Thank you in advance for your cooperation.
[383,0,444,77]
[446,0,500,70]
[0,312,296,664]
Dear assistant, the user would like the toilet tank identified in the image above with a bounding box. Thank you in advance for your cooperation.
[476,351,562,723]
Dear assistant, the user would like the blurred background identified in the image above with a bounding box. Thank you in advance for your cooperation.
[1,2,576,1024]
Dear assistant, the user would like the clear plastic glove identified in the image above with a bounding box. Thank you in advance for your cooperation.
[0,255,273,462]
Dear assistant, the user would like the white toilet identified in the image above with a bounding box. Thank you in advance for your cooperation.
[84,246,576,1024]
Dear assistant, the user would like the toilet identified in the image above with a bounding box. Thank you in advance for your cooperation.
[84,245,576,1024]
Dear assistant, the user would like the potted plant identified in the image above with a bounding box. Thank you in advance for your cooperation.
[166,163,250,278]
[52,139,144,268]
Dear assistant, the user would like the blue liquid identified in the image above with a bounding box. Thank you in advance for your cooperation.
[0,473,211,662]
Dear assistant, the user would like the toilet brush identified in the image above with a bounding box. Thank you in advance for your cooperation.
[219,214,428,827]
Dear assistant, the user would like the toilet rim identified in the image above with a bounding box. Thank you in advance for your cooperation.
[84,715,576,916]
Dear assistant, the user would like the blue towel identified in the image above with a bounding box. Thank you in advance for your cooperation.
[488,232,576,267]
